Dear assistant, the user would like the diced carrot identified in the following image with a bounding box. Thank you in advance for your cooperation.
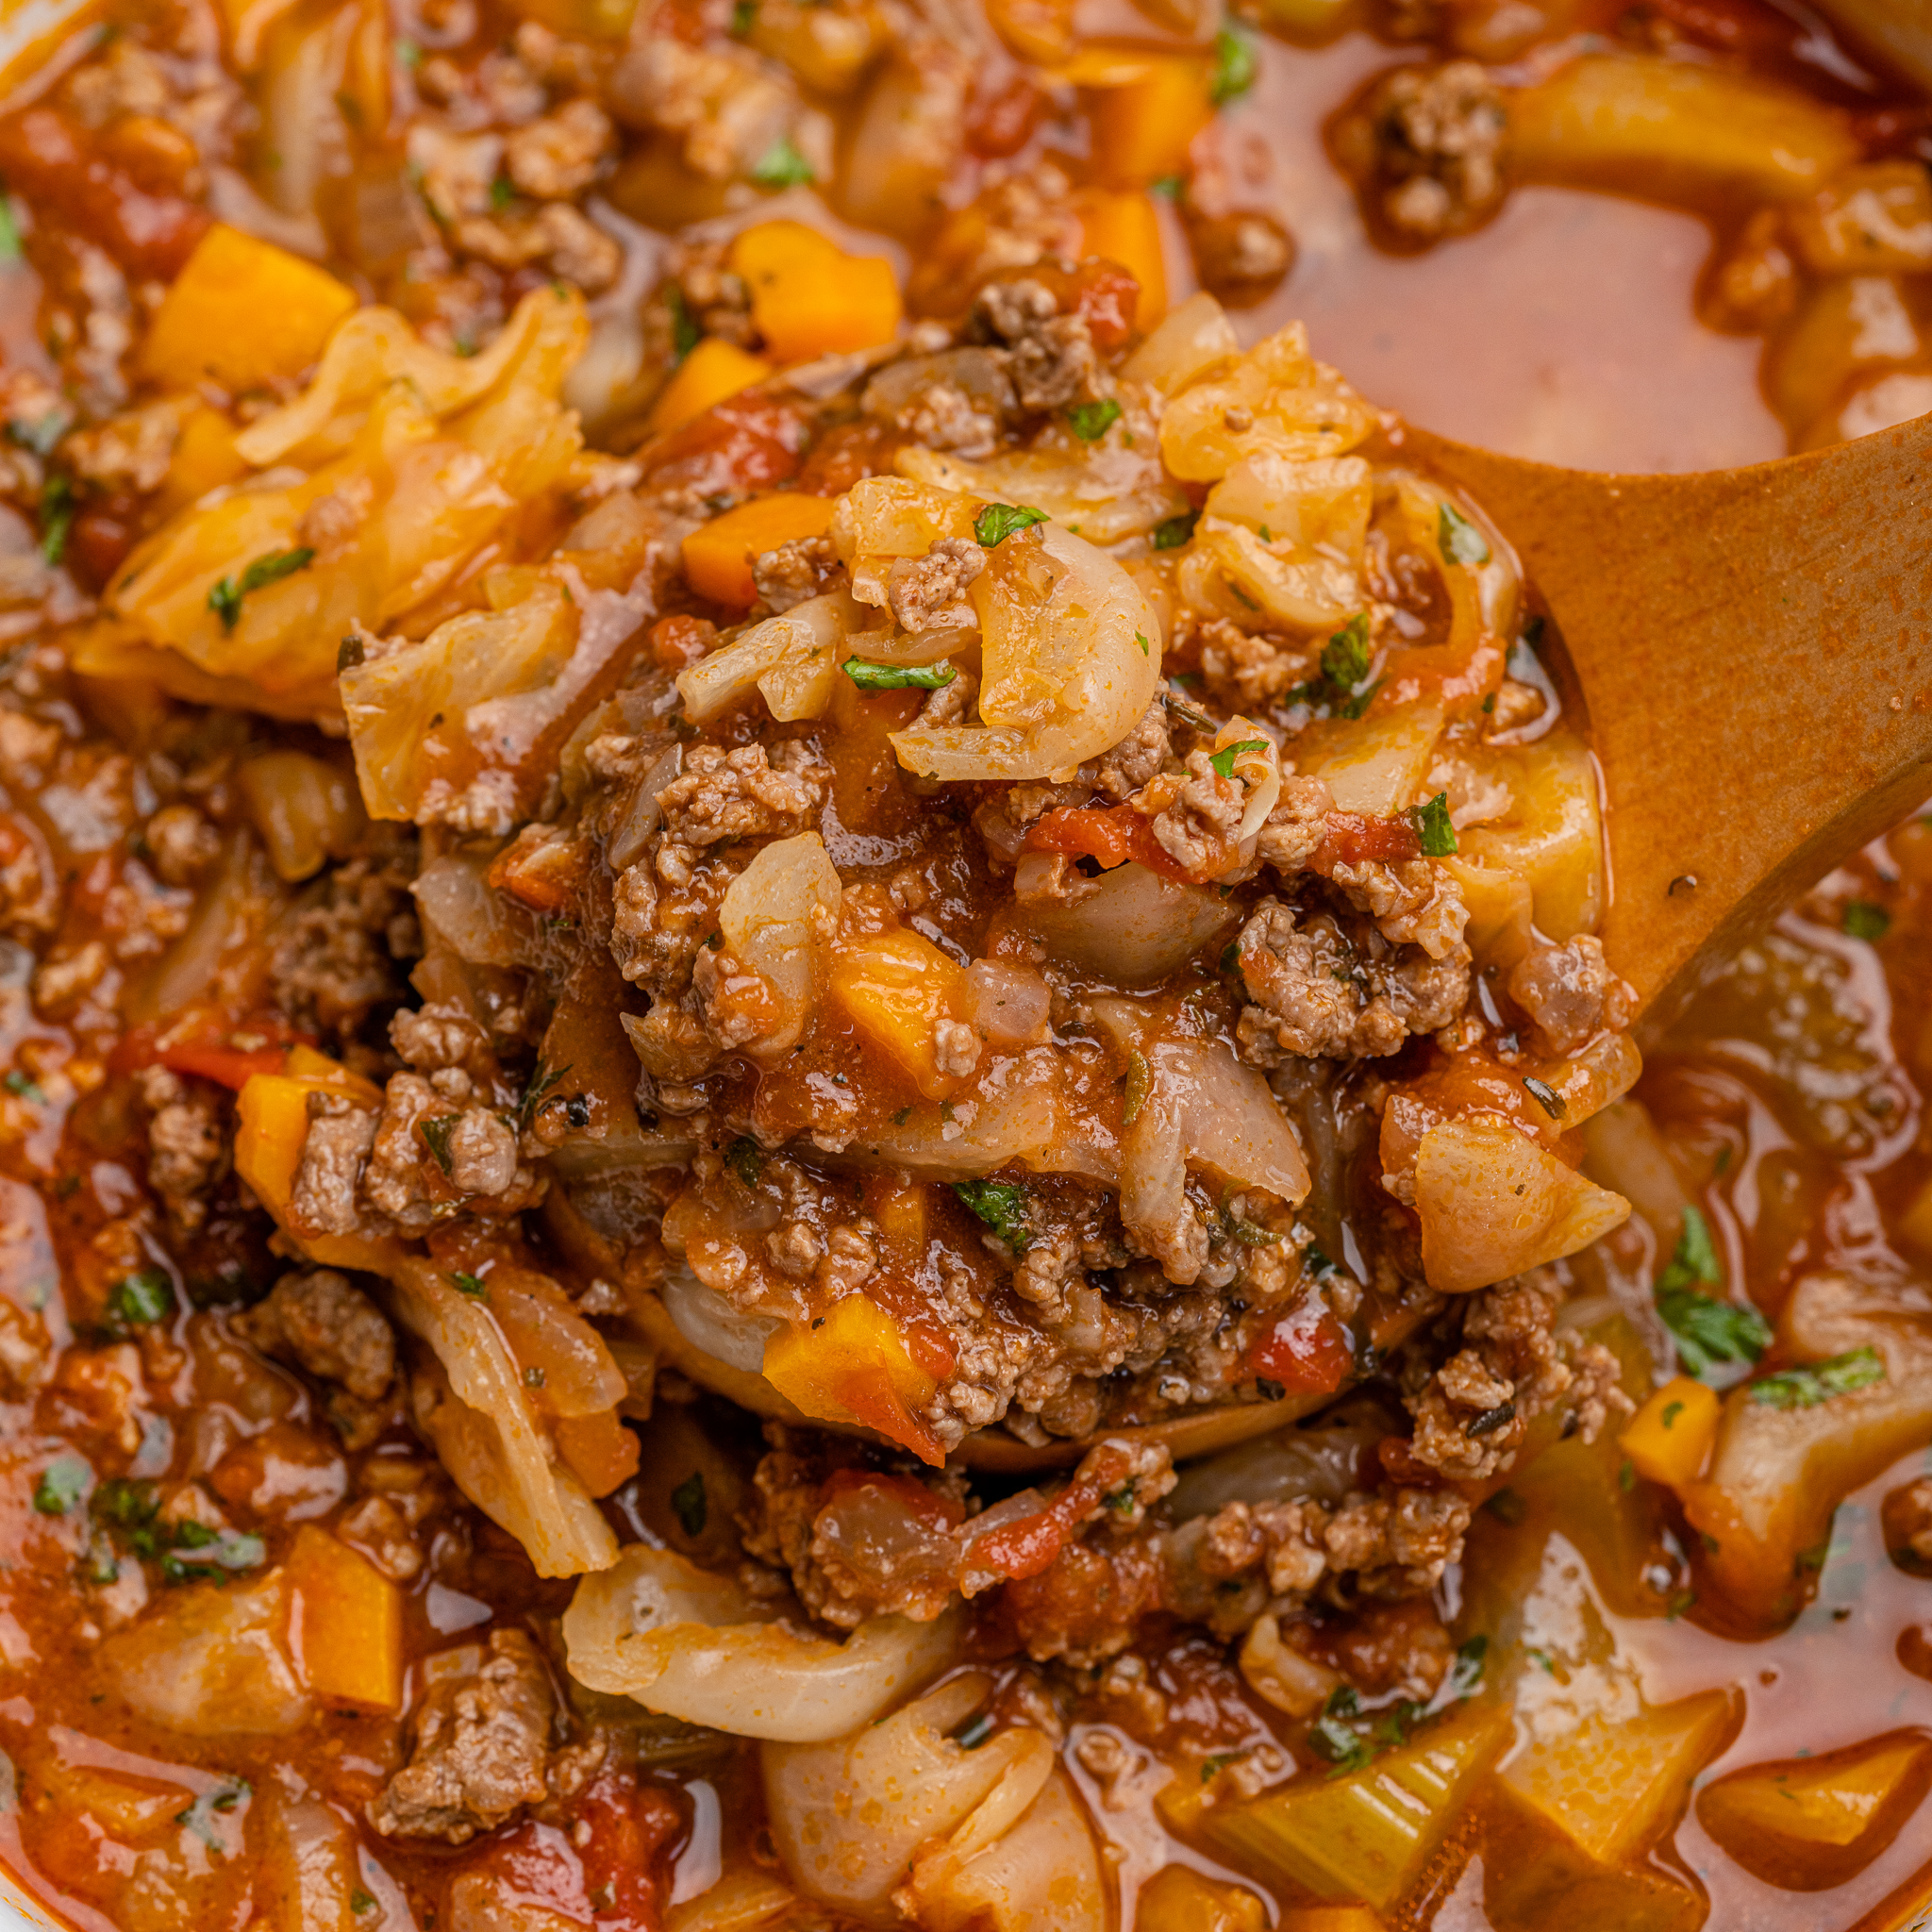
[650,338,773,436]
[727,220,905,362]
[680,492,840,608]
[826,926,969,1100]
[1619,1374,1721,1489]
[554,1408,643,1497]
[761,1294,944,1464]
[1074,190,1168,329]
[1084,56,1215,190]
[285,1525,403,1711]
[235,1054,391,1272]
[142,224,357,392]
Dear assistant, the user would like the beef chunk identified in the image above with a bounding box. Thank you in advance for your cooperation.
[236,1268,395,1403]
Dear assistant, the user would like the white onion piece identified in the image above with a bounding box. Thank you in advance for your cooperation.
[412,853,522,966]
[891,526,1160,782]
[897,442,1186,547]
[1092,1004,1310,1283]
[661,1262,780,1374]
[1414,1115,1631,1294]
[389,1256,619,1577]
[718,832,841,1058]
[959,958,1051,1046]
[1166,1420,1389,1522]
[607,744,681,872]
[677,591,858,724]
[1121,291,1241,394]
[906,1765,1106,1932]
[1021,860,1237,986]
[563,1545,958,1740]
[763,1676,1054,1925]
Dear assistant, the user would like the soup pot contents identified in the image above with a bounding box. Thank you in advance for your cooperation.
[0,1,1926,1929]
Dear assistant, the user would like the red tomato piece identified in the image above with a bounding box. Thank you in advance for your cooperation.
[1249,1301,1353,1396]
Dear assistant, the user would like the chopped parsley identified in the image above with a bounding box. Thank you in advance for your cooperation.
[1749,1346,1885,1410]
[842,657,957,691]
[175,1778,249,1850]
[0,192,19,266]
[953,1178,1030,1252]
[1321,612,1372,689]
[1447,1635,1487,1698]
[751,135,814,187]
[672,1471,708,1538]
[32,1457,90,1516]
[38,474,74,565]
[517,1059,573,1133]
[449,1271,489,1300]
[419,1114,458,1175]
[351,1891,377,1917]
[1842,901,1890,942]
[1411,791,1457,857]
[1654,1206,1770,1378]
[490,172,514,210]
[665,284,702,362]
[1437,502,1490,567]
[108,1268,175,1326]
[1209,27,1257,105]
[1136,630,1150,656]
[1209,738,1267,780]
[974,501,1049,546]
[1152,508,1199,550]
[163,1524,266,1585]
[1066,399,1123,441]
[725,1136,763,1186]
[207,547,314,632]
[3,1070,42,1104]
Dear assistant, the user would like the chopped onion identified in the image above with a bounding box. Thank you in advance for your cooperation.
[1017,861,1237,986]
[660,1262,781,1375]
[717,832,842,1058]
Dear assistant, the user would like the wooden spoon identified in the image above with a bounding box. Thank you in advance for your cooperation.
[613,420,1932,1475]
[1399,409,1932,1032]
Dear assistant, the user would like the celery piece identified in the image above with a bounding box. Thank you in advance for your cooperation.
[1503,1686,1737,1866]
[1200,1700,1509,1908]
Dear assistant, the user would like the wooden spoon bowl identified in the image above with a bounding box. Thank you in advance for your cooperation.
[595,415,1932,1474]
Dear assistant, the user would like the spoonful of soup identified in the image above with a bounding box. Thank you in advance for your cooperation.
[1398,409,1932,1027]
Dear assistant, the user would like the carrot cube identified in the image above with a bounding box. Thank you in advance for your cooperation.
[142,225,357,392]
[650,338,773,435]
[727,220,904,362]
[286,1525,403,1711]
[1619,1374,1721,1490]
[1075,191,1169,329]
[681,493,839,608]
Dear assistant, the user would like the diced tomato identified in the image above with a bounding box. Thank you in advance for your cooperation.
[836,1363,948,1467]
[819,1467,967,1531]
[1026,806,1199,883]
[1312,810,1422,872]
[642,392,809,498]
[0,109,209,277]
[1248,1301,1353,1397]
[114,1008,309,1090]
[575,1774,682,1930]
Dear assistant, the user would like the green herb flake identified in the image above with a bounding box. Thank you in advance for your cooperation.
[751,134,814,187]
[1152,508,1199,550]
[396,36,421,65]
[109,1268,175,1326]
[841,656,957,691]
[1438,501,1490,567]
[1522,1075,1565,1119]
[38,474,74,565]
[1066,398,1122,441]
[730,0,758,31]
[1136,630,1149,657]
[1123,1050,1152,1127]
[1657,1288,1771,1379]
[208,546,315,632]
[1448,1635,1487,1697]
[1660,1205,1722,1293]
[490,173,514,210]
[419,1114,458,1175]
[1322,613,1372,690]
[1842,901,1890,942]
[1749,1345,1886,1410]
[953,1177,1030,1253]
[1335,678,1384,722]
[175,1778,250,1851]
[1209,27,1257,105]
[1199,1749,1242,1783]
[1619,1457,1636,1491]
[672,1471,708,1538]
[1103,1481,1137,1514]
[163,1529,265,1585]
[666,288,702,365]
[32,1456,90,1516]
[3,1070,42,1104]
[1150,175,1182,200]
[0,192,21,266]
[1411,791,1457,857]
[449,1271,489,1301]
[517,1059,573,1134]
[1485,1488,1527,1526]
[725,1136,763,1187]
[1208,737,1267,781]
[974,502,1049,547]
[351,1891,377,1917]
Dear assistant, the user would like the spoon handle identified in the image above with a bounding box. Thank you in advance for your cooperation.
[1400,415,1932,1027]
